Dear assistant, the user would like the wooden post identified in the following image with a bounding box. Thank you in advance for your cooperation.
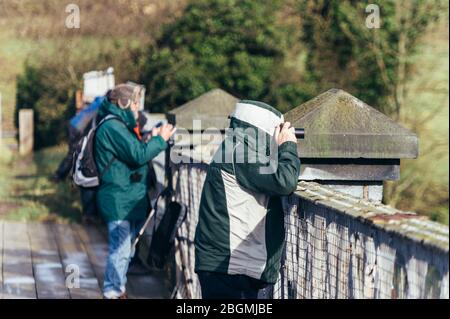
[19,109,34,156]
[0,93,3,143]
[75,90,84,113]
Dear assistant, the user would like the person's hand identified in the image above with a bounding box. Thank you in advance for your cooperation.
[274,121,297,146]
[151,126,160,138]
[158,123,177,142]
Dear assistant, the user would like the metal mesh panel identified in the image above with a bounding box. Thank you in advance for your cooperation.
[171,163,208,299]
[276,196,449,299]
[170,162,449,299]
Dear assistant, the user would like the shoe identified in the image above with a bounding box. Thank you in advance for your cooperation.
[103,290,123,299]
[118,292,128,299]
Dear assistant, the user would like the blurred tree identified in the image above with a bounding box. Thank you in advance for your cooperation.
[141,0,312,113]
[298,0,445,118]
[11,0,184,149]
[298,0,448,224]
[15,41,145,149]
[16,63,73,149]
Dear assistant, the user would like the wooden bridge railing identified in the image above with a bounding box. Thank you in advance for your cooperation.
[168,152,448,299]
[138,89,446,299]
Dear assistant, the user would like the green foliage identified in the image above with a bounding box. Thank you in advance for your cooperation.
[16,62,75,149]
[10,0,448,224]
[298,0,445,116]
[15,40,146,149]
[0,144,13,164]
[141,0,311,113]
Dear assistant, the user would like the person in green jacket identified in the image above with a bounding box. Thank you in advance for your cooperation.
[194,100,300,299]
[95,83,175,299]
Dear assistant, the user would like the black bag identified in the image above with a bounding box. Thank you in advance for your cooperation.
[147,192,187,269]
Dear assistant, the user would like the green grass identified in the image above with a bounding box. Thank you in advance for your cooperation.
[0,144,82,222]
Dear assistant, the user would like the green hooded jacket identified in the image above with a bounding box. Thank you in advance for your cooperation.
[194,100,301,284]
[94,99,167,222]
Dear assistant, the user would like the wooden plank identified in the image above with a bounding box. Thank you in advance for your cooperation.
[0,93,3,140]
[52,223,102,299]
[363,236,376,298]
[2,221,36,299]
[76,222,170,299]
[81,223,169,299]
[305,216,314,298]
[376,242,396,298]
[72,224,108,289]
[350,232,365,299]
[297,214,308,299]
[311,215,327,299]
[326,222,339,298]
[27,222,70,299]
[336,225,350,299]
[0,221,3,299]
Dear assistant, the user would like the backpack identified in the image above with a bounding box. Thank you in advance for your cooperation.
[146,189,187,269]
[71,115,119,188]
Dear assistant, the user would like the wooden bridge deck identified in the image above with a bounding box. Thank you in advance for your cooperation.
[0,221,168,299]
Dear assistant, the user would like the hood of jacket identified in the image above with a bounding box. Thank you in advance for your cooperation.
[97,98,137,131]
[227,100,284,155]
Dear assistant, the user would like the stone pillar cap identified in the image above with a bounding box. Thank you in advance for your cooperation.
[168,88,239,130]
[284,89,419,159]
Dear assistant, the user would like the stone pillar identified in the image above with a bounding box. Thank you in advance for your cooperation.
[19,109,34,156]
[284,89,419,202]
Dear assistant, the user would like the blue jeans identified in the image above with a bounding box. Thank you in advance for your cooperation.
[103,220,144,295]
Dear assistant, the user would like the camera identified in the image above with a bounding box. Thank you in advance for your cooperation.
[142,121,176,146]
[130,172,143,183]
[280,123,305,139]
[294,128,305,139]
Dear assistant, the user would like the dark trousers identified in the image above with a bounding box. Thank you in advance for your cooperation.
[55,125,81,179]
[79,186,98,217]
[197,271,271,299]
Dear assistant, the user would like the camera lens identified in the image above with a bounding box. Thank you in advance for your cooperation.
[295,128,305,139]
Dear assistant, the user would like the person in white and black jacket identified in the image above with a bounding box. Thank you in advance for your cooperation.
[194,100,300,299]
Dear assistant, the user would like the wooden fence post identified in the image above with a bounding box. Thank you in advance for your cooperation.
[0,93,3,143]
[19,109,34,156]
[75,90,84,113]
